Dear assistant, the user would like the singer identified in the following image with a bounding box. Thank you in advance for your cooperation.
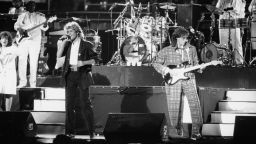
[56,21,99,138]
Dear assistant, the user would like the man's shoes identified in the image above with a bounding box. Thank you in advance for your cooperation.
[17,84,26,88]
[168,128,185,139]
[66,133,75,138]
[190,133,202,141]
[89,132,95,139]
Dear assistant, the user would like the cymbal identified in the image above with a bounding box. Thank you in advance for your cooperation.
[205,5,223,14]
[159,2,176,10]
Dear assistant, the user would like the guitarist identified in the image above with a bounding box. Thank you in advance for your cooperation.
[14,1,49,88]
[152,27,203,140]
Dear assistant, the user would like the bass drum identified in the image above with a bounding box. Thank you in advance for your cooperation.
[120,36,148,66]
[201,42,230,63]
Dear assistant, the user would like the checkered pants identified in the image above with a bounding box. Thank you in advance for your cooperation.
[165,78,203,135]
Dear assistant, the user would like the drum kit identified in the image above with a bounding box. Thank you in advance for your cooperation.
[107,1,178,66]
[106,1,255,66]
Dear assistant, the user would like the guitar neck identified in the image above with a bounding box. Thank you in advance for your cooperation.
[27,21,47,32]
[183,62,213,73]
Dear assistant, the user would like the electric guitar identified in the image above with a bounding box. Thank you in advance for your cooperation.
[163,60,222,85]
[16,15,57,44]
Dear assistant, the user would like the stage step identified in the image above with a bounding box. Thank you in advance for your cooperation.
[37,123,65,134]
[218,100,256,112]
[31,111,65,124]
[34,99,65,111]
[202,123,234,137]
[210,111,256,123]
[43,87,65,100]
[226,89,256,101]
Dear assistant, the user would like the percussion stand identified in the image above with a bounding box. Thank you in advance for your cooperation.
[226,11,248,66]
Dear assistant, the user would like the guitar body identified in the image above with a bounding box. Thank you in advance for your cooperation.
[15,15,57,45]
[163,68,190,85]
[163,60,222,85]
[16,30,29,44]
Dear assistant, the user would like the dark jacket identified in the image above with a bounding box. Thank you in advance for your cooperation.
[62,39,98,77]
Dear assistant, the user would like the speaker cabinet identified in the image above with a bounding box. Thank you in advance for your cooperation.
[233,116,256,144]
[177,4,202,29]
[0,112,37,137]
[90,86,169,134]
[103,113,166,144]
[19,88,42,110]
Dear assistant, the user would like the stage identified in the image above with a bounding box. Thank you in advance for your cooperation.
[92,65,256,89]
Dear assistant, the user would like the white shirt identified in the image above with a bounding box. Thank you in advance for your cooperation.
[69,37,81,65]
[216,0,245,19]
[14,11,47,41]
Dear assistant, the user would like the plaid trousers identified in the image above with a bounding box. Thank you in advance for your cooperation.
[165,77,203,136]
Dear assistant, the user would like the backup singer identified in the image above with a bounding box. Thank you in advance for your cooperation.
[14,1,49,88]
[216,0,246,65]
[57,21,98,138]
[0,31,21,111]
[152,27,203,140]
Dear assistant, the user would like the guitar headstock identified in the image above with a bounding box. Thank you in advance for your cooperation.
[48,16,57,23]
[210,60,223,66]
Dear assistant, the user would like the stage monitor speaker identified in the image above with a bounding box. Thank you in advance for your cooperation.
[103,113,166,144]
[0,112,37,138]
[233,116,256,144]
[19,88,42,110]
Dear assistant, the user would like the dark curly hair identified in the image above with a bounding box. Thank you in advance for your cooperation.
[170,27,189,47]
[26,1,36,13]
[0,31,13,47]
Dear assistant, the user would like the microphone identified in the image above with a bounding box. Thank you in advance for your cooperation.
[189,26,195,34]
[109,3,116,11]
[59,35,70,41]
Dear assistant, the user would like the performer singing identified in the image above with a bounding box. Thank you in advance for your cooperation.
[14,1,49,88]
[0,31,21,111]
[216,0,246,65]
[57,21,98,138]
[152,27,203,140]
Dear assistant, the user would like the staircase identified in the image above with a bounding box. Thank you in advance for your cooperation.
[19,87,66,136]
[202,89,256,137]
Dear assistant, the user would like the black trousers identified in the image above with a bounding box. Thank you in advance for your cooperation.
[65,70,94,135]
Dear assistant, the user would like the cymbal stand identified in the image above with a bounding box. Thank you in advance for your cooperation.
[108,4,129,65]
[163,9,174,49]
[209,13,216,43]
